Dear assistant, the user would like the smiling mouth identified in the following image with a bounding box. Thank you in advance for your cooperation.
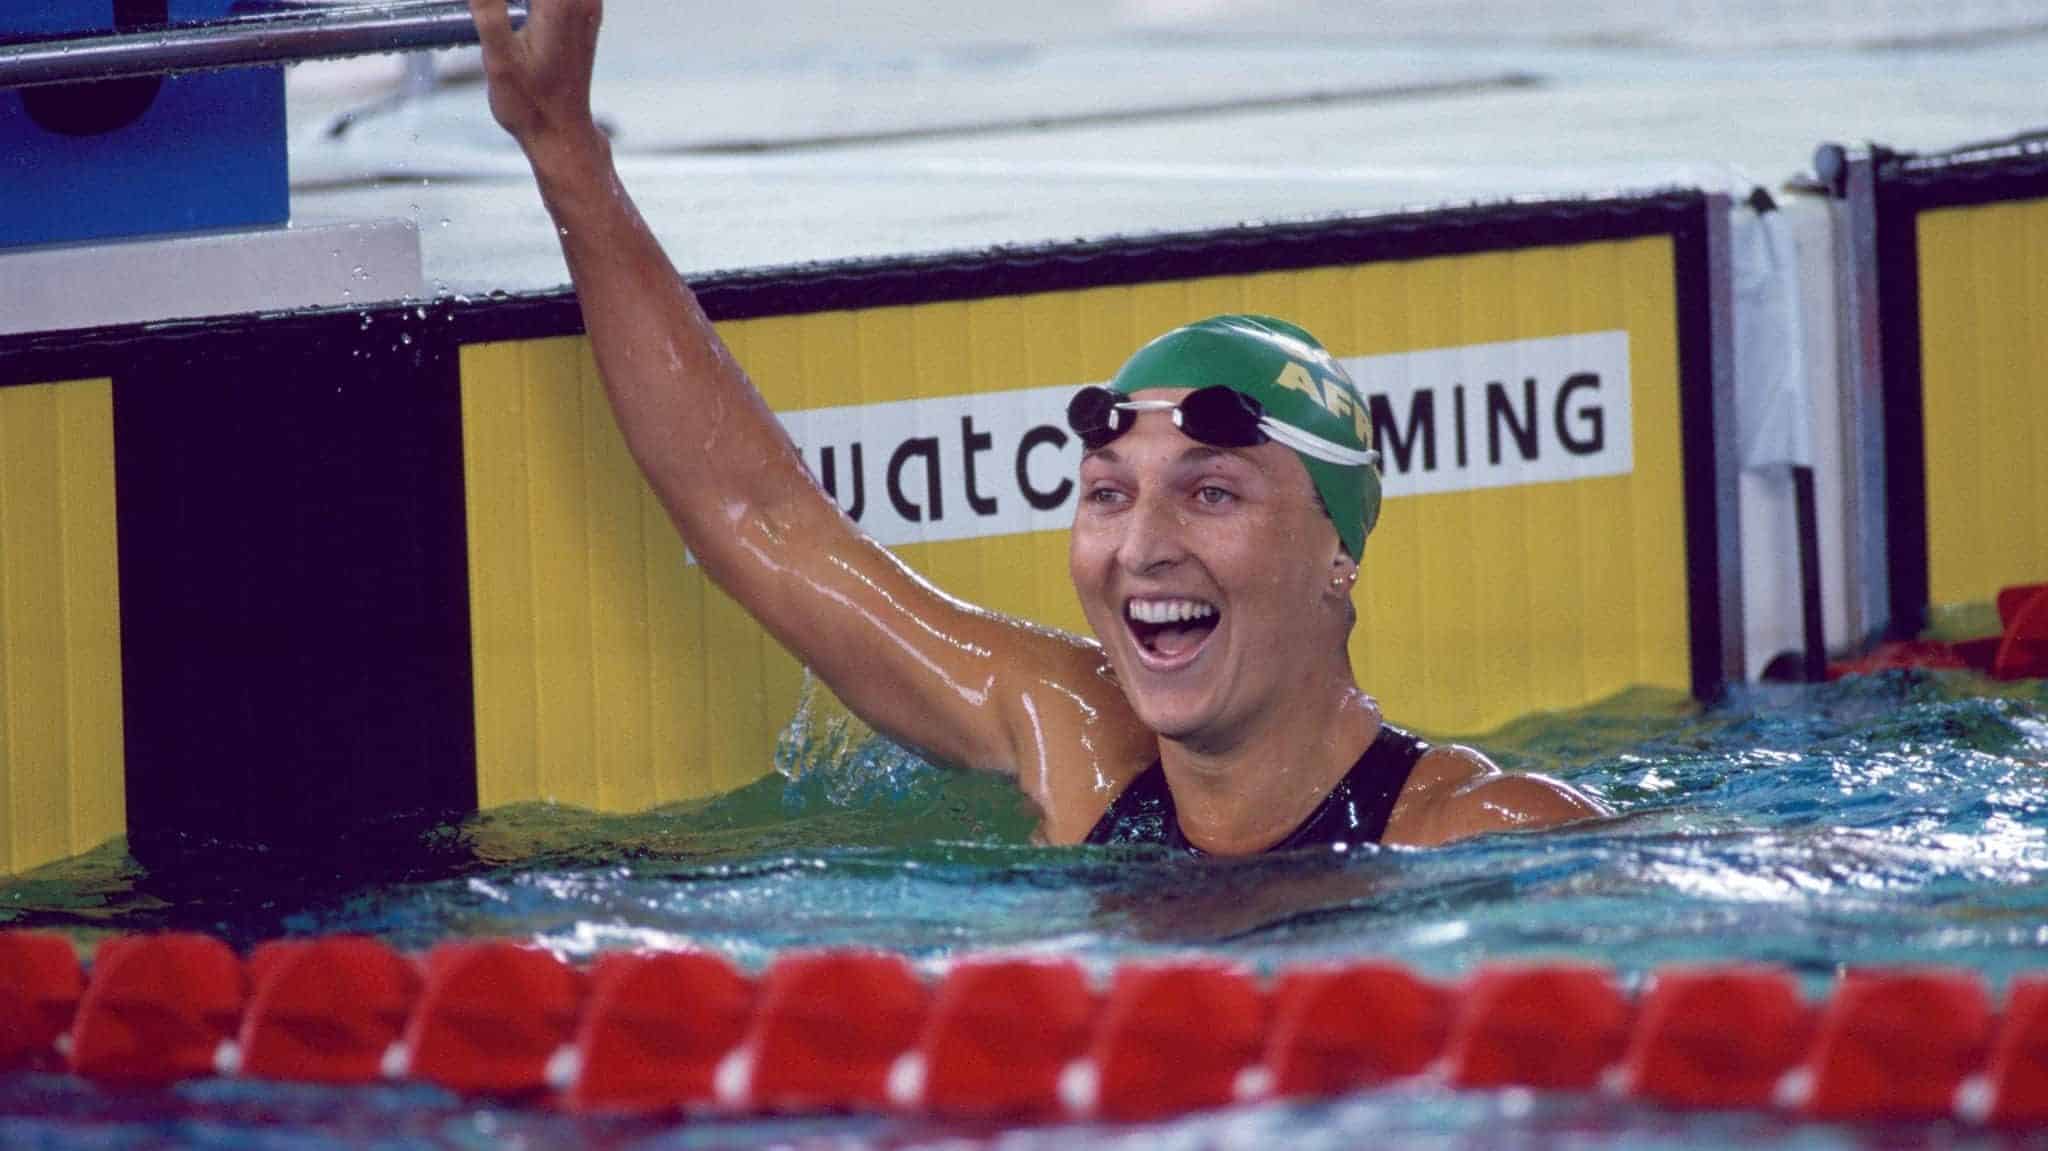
[1124,597,1221,663]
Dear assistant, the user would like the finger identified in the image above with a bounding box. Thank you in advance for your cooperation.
[466,0,517,56]
[557,0,603,66]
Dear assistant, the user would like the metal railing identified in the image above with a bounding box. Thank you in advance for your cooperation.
[0,1,526,90]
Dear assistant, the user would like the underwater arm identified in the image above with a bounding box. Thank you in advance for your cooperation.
[465,0,1147,827]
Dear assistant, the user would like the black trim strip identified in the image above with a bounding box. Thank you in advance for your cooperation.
[1669,200,1725,699]
[456,193,1713,343]
[1881,149,2048,214]
[1875,173,1930,638]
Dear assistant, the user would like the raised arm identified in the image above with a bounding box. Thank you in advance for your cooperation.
[464,0,1152,839]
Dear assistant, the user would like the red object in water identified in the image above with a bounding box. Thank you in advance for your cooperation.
[1619,966,1811,1109]
[1800,969,1992,1120]
[564,951,755,1114]
[1997,584,2046,630]
[738,950,929,1111]
[70,933,246,1082]
[1085,962,1267,1121]
[1446,964,1631,1090]
[1829,583,2048,681]
[1992,584,2048,680]
[237,937,421,1083]
[1978,976,2048,1126]
[1265,962,1451,1098]
[1828,640,1974,679]
[0,932,83,1070]
[910,957,1095,1117]
[401,942,586,1095]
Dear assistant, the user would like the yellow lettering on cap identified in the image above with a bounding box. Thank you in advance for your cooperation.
[1273,362,1325,404]
[1332,389,1373,449]
[1276,362,1371,448]
[1323,387,1357,433]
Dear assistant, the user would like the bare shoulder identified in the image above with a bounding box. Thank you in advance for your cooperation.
[1383,743,1609,847]
[992,625,1158,845]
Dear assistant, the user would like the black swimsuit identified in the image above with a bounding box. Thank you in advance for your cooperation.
[1083,724,1430,854]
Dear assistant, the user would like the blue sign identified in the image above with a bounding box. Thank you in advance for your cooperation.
[1,1,287,249]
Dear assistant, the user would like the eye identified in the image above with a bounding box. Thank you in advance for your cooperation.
[1084,484,1129,508]
[1194,484,1235,506]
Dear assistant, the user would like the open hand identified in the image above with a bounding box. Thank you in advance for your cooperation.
[467,0,604,158]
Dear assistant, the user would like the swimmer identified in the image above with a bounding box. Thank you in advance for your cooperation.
[465,0,1608,853]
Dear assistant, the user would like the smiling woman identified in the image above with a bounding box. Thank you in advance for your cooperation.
[462,0,1606,855]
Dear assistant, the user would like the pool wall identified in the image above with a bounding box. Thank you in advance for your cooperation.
[1867,149,2048,637]
[0,193,1728,873]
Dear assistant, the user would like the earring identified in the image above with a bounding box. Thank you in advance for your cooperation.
[1330,572,1356,590]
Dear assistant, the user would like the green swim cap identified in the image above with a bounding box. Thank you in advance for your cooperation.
[1109,315,1382,559]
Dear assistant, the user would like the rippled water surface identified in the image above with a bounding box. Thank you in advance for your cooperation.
[5,670,2047,1149]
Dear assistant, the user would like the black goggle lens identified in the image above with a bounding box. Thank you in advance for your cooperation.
[1066,386,1123,449]
[1065,385,1267,451]
[1176,386,1266,448]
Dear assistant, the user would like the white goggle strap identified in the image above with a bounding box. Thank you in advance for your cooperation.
[1259,418,1381,469]
[1109,398,1381,470]
[1106,399,1178,432]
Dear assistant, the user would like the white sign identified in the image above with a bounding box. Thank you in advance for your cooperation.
[1339,330,1632,498]
[776,330,1631,549]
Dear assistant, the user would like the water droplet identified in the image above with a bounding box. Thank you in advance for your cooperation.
[414,306,427,320]
[400,333,413,346]
[438,218,451,228]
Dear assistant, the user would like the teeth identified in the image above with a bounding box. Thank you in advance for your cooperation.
[1126,598,1218,625]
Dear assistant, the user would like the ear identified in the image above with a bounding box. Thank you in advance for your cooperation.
[1323,547,1359,601]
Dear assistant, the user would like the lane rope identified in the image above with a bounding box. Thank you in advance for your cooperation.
[2,931,2044,1126]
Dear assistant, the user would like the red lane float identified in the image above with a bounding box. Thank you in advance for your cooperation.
[5,930,2048,1129]
[0,932,82,1070]
[564,950,754,1114]
[69,933,244,1082]
[1619,966,1810,1109]
[898,957,1094,1117]
[397,942,585,1095]
[1264,962,1450,1098]
[1447,964,1631,1090]
[1794,969,1993,1121]
[1071,961,1266,1121]
[1978,975,2048,1126]
[236,937,420,1083]
[722,950,927,1112]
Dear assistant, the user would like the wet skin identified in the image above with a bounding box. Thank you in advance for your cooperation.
[466,0,1606,851]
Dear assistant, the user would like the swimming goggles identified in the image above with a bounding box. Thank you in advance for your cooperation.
[1065,385,1380,469]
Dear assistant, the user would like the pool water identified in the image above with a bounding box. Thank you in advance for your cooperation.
[4,669,2047,1148]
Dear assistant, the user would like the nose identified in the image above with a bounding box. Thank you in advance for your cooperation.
[1116,486,1190,577]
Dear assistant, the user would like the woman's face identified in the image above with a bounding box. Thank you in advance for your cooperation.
[1068,389,1351,752]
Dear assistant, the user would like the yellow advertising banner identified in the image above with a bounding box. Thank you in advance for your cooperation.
[460,235,1695,811]
[1915,195,2048,612]
[0,377,125,874]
